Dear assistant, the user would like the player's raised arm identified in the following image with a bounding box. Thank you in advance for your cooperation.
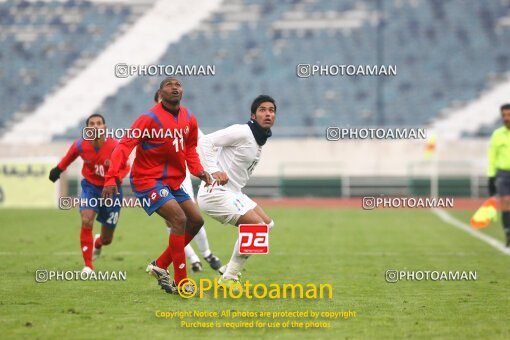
[49,140,80,182]
[102,115,149,198]
[198,124,248,173]
[182,115,212,186]
[185,115,204,176]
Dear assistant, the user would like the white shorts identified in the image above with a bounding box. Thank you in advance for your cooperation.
[197,184,257,225]
[180,170,195,202]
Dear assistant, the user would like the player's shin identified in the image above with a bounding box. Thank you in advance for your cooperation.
[156,228,198,270]
[223,239,250,279]
[502,211,510,241]
[185,244,200,264]
[194,226,211,258]
[80,226,94,269]
[169,233,187,284]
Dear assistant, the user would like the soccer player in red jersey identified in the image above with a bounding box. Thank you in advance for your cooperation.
[49,114,130,273]
[102,77,228,294]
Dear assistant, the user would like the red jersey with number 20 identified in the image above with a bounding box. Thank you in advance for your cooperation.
[58,138,130,187]
[105,103,204,192]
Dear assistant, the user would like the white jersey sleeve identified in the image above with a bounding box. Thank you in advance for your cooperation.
[198,124,260,192]
[198,124,251,174]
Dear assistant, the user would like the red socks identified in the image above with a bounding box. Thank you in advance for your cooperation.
[169,233,187,284]
[80,226,93,269]
[155,232,194,270]
[94,235,103,249]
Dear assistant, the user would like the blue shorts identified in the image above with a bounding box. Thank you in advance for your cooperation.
[132,182,191,216]
[80,179,122,229]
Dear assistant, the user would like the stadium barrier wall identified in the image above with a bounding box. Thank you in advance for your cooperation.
[0,139,490,206]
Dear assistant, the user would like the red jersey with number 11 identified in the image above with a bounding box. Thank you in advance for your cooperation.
[105,103,204,191]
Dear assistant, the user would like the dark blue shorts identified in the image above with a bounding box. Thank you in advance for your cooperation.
[132,182,191,216]
[80,179,122,229]
[496,169,510,196]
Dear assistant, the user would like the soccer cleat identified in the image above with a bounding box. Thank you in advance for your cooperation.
[146,261,173,293]
[170,280,199,296]
[92,234,102,261]
[81,266,93,274]
[191,261,202,273]
[204,254,222,270]
[218,276,241,292]
[218,264,242,279]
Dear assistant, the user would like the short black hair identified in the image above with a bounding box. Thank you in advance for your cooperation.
[159,76,179,89]
[501,104,510,112]
[154,89,160,103]
[251,95,276,115]
[86,113,105,126]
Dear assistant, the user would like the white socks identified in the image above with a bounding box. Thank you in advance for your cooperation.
[222,220,274,279]
[185,244,200,264]
[223,238,250,279]
[194,226,211,258]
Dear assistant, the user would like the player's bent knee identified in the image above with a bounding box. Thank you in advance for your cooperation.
[171,214,187,234]
[81,218,94,228]
[190,216,204,230]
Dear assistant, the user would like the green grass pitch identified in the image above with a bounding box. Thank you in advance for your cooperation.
[0,207,509,339]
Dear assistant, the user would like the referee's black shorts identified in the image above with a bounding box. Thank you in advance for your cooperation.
[496,169,510,196]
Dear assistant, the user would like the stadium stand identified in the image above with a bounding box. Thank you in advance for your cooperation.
[0,0,149,133]
[1,0,510,140]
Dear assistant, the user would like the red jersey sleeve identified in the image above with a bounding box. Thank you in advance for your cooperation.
[118,160,131,181]
[186,115,204,177]
[57,140,80,171]
[104,115,150,186]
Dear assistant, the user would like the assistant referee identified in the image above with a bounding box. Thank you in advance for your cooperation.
[487,103,510,247]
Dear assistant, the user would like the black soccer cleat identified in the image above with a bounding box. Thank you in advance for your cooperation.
[191,261,203,273]
[146,260,174,293]
[204,254,222,270]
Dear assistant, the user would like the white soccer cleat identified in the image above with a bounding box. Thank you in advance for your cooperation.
[218,264,242,279]
[92,234,101,261]
[81,266,93,274]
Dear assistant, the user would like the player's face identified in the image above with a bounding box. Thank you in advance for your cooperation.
[502,109,510,128]
[159,78,183,104]
[87,117,106,139]
[251,102,276,129]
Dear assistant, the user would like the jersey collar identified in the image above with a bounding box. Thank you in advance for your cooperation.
[247,119,272,146]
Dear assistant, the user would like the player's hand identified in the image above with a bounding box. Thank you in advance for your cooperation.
[197,170,213,186]
[102,185,118,199]
[49,166,62,183]
[211,171,229,186]
[488,177,497,196]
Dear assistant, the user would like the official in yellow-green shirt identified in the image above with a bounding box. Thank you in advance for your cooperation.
[487,103,510,246]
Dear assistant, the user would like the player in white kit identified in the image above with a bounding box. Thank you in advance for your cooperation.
[197,95,276,287]
[153,91,222,272]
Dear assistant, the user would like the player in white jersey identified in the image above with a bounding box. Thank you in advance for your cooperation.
[153,91,222,272]
[197,95,276,288]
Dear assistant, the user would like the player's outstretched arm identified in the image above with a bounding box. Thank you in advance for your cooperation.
[187,117,228,186]
[103,115,149,188]
[198,125,250,186]
[49,140,80,182]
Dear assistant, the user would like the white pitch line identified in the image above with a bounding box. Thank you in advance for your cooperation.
[431,208,510,256]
